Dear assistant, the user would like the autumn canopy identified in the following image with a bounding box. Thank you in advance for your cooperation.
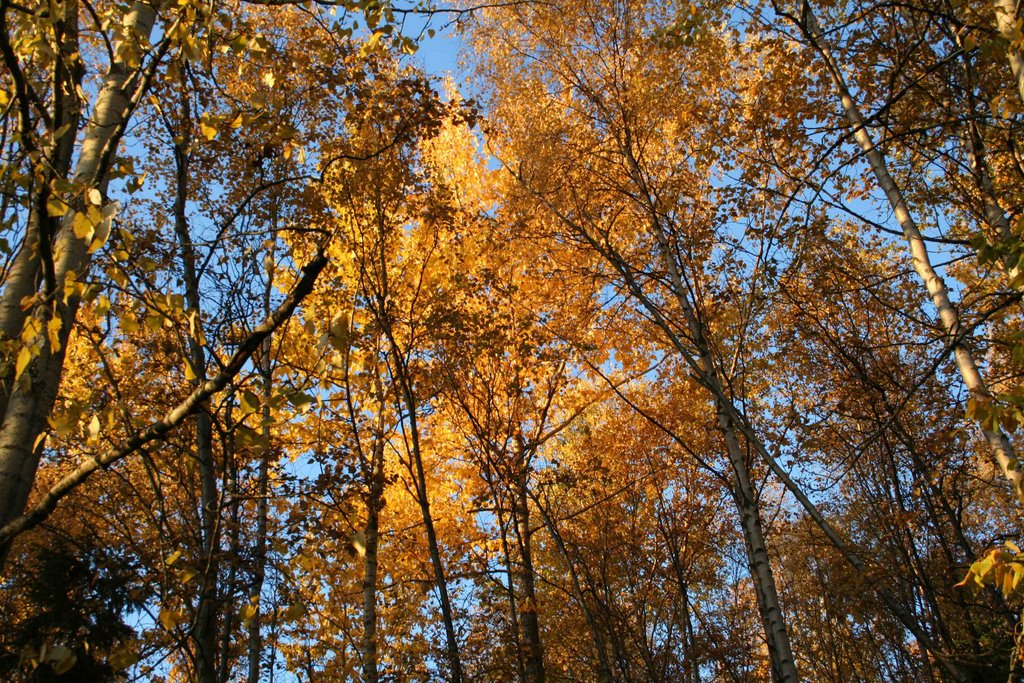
[1,0,1024,681]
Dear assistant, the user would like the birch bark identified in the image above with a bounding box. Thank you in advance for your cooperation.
[0,3,159,561]
[792,1,1024,498]
[994,0,1024,106]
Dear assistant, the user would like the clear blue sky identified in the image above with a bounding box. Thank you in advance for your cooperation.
[405,16,466,80]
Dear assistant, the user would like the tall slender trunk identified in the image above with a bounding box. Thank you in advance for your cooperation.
[397,374,463,683]
[791,2,1024,497]
[619,136,798,682]
[938,27,1019,280]
[246,347,271,683]
[360,372,387,683]
[512,452,545,683]
[193,403,218,683]
[679,584,698,683]
[217,426,242,683]
[553,178,800,680]
[360,441,383,683]
[716,402,797,683]
[0,0,80,349]
[482,464,527,682]
[170,82,218,683]
[247,213,278,683]
[0,3,158,565]
[372,215,463,682]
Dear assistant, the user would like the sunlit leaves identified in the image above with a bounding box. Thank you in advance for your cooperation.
[957,543,1024,600]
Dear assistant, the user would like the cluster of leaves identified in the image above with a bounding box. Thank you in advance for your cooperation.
[957,542,1024,599]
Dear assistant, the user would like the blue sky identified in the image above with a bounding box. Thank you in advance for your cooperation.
[407,17,465,79]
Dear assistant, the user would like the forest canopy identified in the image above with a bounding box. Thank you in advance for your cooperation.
[0,0,1023,681]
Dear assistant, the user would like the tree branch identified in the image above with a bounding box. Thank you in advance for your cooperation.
[0,251,328,552]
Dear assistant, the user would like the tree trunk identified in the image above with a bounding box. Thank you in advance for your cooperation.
[0,2,158,565]
[533,492,615,682]
[401,386,463,683]
[622,138,798,681]
[513,456,546,683]
[193,406,219,683]
[373,215,463,682]
[793,2,1024,497]
[246,339,272,683]
[171,85,218,683]
[994,0,1024,107]
[360,378,387,683]
[717,404,798,683]
[248,210,279,683]
[488,471,527,682]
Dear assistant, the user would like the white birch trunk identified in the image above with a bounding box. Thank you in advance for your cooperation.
[994,0,1024,107]
[797,2,1024,497]
[0,4,159,554]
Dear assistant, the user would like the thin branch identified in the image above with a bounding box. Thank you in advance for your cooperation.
[0,251,328,551]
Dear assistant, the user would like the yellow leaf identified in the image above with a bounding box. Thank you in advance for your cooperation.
[201,122,218,140]
[184,357,196,381]
[94,295,111,318]
[177,566,198,584]
[63,270,82,302]
[71,211,94,241]
[240,601,258,627]
[288,392,314,413]
[46,195,70,217]
[14,346,32,380]
[87,188,103,205]
[47,412,78,437]
[165,550,183,566]
[47,316,62,352]
[20,317,40,340]
[263,71,276,88]
[240,390,260,417]
[281,601,306,621]
[159,607,184,631]
[109,266,128,288]
[361,30,383,55]
[120,316,140,334]
[87,415,100,441]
